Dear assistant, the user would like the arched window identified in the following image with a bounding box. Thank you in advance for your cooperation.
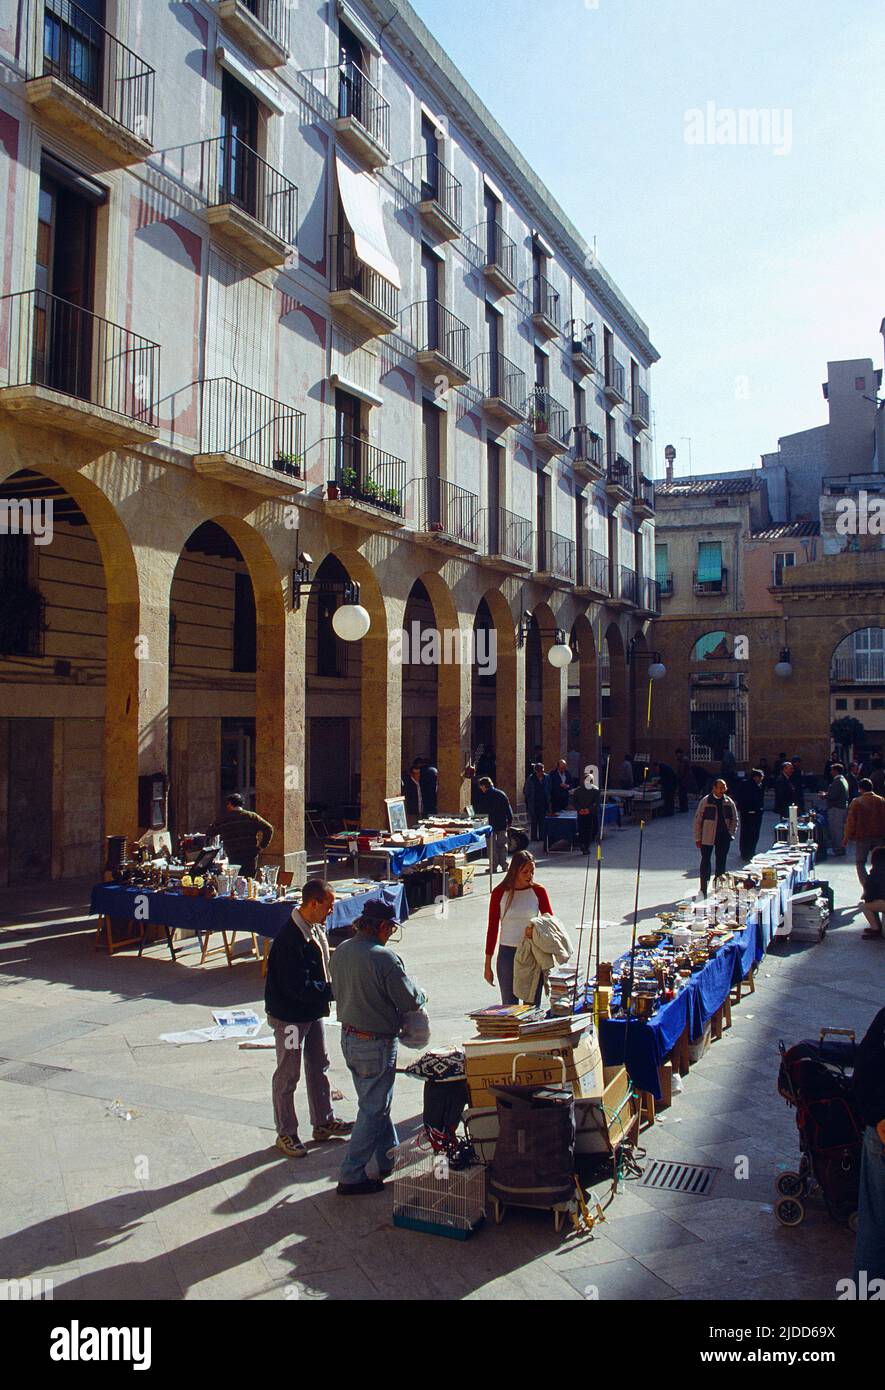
[692,631,733,662]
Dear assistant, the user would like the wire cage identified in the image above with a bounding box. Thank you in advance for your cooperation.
[391,1136,485,1240]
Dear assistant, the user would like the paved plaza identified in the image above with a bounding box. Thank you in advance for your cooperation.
[0,811,879,1302]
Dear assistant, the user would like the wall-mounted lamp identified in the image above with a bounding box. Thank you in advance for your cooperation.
[774,646,793,678]
[516,609,534,648]
[292,553,370,641]
[627,635,667,680]
[548,628,573,668]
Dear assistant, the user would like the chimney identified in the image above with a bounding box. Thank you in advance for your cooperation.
[664,443,676,484]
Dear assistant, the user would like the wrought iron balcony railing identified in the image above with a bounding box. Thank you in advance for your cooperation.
[528,387,569,445]
[540,530,575,581]
[634,474,655,511]
[639,576,661,613]
[0,288,160,424]
[410,151,462,229]
[485,506,533,564]
[572,324,597,368]
[337,56,389,152]
[29,0,156,142]
[224,0,290,53]
[473,352,526,414]
[618,566,638,605]
[632,383,650,426]
[658,572,674,597]
[200,135,297,245]
[532,273,561,328]
[484,220,516,284]
[325,435,406,514]
[606,456,632,493]
[573,423,603,468]
[693,567,729,595]
[405,300,470,377]
[578,547,609,594]
[198,378,305,473]
[330,232,399,321]
[412,477,480,545]
[604,353,627,400]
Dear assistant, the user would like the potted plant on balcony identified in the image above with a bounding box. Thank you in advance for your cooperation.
[272,452,301,478]
[383,486,402,515]
[336,465,358,500]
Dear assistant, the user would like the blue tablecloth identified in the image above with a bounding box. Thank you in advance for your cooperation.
[382,826,492,877]
[545,805,621,845]
[599,855,813,1099]
[89,882,408,940]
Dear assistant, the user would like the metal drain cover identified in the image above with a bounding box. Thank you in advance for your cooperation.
[640,1159,720,1196]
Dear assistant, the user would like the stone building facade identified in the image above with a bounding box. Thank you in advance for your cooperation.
[0,0,659,884]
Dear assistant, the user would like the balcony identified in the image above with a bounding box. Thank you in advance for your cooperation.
[572,325,597,378]
[473,352,526,426]
[406,300,471,387]
[531,273,561,341]
[333,58,390,167]
[631,383,650,431]
[603,353,627,404]
[480,506,533,572]
[323,436,407,531]
[329,232,399,337]
[24,0,155,165]
[0,289,159,445]
[658,572,674,599]
[193,378,305,497]
[411,477,480,553]
[830,653,885,684]
[693,568,729,596]
[576,547,609,598]
[482,221,517,295]
[199,135,297,268]
[215,0,290,68]
[610,565,638,609]
[409,152,462,241]
[605,456,632,506]
[536,530,576,585]
[637,576,661,616]
[633,473,655,520]
[572,424,604,483]
[528,387,569,455]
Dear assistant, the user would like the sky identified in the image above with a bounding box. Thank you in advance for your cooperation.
[409,0,885,478]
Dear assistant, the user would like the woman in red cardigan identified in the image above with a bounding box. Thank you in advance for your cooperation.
[484,849,553,1005]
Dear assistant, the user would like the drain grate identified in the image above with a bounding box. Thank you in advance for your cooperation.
[640,1159,720,1196]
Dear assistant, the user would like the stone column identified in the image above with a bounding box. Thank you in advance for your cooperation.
[255,597,305,880]
[495,625,524,808]
[360,595,403,826]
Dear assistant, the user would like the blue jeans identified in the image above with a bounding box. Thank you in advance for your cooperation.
[854,1124,885,1285]
[339,1032,399,1185]
[496,945,543,1007]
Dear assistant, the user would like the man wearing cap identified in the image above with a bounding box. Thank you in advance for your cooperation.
[476,775,513,873]
[330,899,426,1195]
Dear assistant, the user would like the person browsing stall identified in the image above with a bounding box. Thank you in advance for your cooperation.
[484,850,553,1005]
[330,899,426,1196]
[264,880,353,1159]
[693,777,739,897]
[207,793,273,878]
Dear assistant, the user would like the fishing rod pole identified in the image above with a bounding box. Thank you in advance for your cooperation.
[573,752,610,1013]
[622,815,647,1049]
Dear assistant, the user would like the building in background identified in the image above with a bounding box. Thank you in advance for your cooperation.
[649,340,885,775]
[0,0,658,885]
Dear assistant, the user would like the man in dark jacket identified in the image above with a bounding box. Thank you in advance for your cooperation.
[402,761,426,824]
[824,763,849,856]
[524,763,551,841]
[738,768,765,859]
[774,760,797,820]
[476,776,513,871]
[207,794,273,877]
[547,759,575,813]
[853,1005,885,1284]
[572,769,601,852]
[264,880,353,1159]
[419,760,439,815]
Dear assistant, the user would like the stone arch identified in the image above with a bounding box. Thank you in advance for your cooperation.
[472,587,521,803]
[405,570,465,810]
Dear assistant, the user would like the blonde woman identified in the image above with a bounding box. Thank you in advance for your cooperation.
[484,850,553,1004]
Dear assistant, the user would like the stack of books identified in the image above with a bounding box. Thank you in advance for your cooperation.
[466,1004,542,1037]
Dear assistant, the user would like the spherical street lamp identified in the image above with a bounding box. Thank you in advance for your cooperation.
[648,660,667,681]
[774,647,793,678]
[332,603,371,642]
[547,640,573,668]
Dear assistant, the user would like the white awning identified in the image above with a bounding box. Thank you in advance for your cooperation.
[335,154,401,289]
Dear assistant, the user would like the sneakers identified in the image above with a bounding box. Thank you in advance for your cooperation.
[275,1134,308,1159]
[336,1178,385,1196]
[312,1118,354,1142]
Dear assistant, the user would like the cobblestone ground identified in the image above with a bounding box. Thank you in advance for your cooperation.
[0,809,880,1301]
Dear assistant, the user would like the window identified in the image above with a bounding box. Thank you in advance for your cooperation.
[773,551,795,585]
[575,493,586,581]
[854,699,869,711]
[220,73,260,218]
[835,698,847,710]
[872,698,885,710]
[572,381,584,427]
[44,0,105,106]
[655,542,669,584]
[855,376,866,391]
[696,541,723,590]
[536,468,547,568]
[422,396,441,527]
[486,438,501,553]
[483,185,501,264]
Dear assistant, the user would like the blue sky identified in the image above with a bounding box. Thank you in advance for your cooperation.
[410,0,885,477]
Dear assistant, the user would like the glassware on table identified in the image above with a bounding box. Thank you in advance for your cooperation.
[263,865,279,893]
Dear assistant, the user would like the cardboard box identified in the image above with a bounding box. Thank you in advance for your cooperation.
[465,1066,636,1162]
[464,1032,605,1109]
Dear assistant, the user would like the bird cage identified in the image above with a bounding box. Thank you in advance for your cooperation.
[391,1136,485,1240]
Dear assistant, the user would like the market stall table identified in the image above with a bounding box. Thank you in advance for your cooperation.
[544,805,621,850]
[323,825,493,891]
[90,881,409,965]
